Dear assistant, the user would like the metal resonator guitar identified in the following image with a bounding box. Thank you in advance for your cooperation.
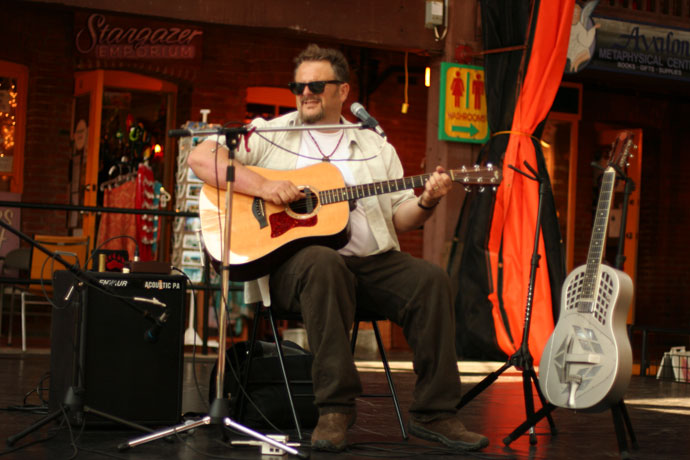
[539,131,635,412]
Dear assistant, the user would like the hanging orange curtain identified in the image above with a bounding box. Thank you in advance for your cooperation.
[487,0,574,364]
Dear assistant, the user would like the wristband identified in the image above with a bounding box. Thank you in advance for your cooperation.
[417,196,440,211]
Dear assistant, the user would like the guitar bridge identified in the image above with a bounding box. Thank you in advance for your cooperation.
[252,197,268,229]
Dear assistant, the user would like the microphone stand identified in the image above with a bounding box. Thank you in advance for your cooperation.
[4,223,160,446]
[119,126,308,458]
[456,161,557,446]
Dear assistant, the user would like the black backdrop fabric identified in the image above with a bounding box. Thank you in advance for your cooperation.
[449,0,564,361]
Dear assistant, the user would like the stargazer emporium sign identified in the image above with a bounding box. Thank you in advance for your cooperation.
[74,13,203,61]
[589,16,690,80]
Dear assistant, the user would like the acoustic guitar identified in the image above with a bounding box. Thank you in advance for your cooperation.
[539,131,635,411]
[199,161,501,281]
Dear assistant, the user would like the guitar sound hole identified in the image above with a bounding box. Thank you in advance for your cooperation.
[288,188,319,216]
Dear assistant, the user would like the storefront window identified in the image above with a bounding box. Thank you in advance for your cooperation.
[0,77,17,191]
[0,61,27,193]
[245,87,296,122]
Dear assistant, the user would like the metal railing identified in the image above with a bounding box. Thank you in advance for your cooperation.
[599,1,690,27]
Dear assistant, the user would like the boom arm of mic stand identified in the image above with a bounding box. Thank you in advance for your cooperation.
[168,122,368,139]
[0,219,158,326]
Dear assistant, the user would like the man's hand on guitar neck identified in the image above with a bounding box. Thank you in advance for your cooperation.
[419,166,452,209]
[393,165,451,233]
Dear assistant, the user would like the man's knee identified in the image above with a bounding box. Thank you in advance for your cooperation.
[295,246,346,272]
[416,259,451,289]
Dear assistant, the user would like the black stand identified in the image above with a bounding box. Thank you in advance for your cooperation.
[507,162,640,458]
[4,226,155,447]
[119,127,307,458]
[601,161,639,458]
[457,161,557,446]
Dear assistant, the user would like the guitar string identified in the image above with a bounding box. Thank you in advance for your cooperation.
[219,131,491,214]
[288,175,431,213]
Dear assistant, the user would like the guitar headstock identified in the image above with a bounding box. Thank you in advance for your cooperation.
[449,164,502,191]
[608,131,636,172]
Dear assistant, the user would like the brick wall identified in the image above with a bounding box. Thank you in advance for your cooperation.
[1,3,75,236]
[2,5,431,256]
[580,87,690,359]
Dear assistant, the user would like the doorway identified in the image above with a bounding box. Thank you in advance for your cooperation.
[542,86,642,324]
[72,70,177,261]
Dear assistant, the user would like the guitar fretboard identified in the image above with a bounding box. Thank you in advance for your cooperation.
[319,174,430,204]
[580,167,616,311]
[317,168,497,205]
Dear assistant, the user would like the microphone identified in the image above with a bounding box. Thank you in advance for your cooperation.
[144,311,169,343]
[350,102,386,138]
[133,296,168,343]
[168,128,193,137]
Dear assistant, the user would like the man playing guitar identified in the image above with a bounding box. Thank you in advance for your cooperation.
[188,44,488,453]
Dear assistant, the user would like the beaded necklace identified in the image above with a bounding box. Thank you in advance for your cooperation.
[307,129,345,162]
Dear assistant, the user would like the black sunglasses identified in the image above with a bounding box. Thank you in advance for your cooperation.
[288,80,343,95]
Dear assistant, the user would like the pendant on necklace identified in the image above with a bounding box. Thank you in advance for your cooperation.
[309,130,344,163]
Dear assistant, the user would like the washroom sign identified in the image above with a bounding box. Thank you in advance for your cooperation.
[438,62,489,144]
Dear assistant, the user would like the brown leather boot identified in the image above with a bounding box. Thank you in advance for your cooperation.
[310,411,356,452]
[409,416,489,451]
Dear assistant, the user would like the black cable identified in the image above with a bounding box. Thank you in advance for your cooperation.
[59,403,81,460]
[83,234,140,270]
[346,441,518,459]
[172,265,285,435]
[172,267,210,413]
[0,419,62,457]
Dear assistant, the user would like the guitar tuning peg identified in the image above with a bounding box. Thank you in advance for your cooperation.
[461,165,467,172]
[486,162,493,169]
[473,164,480,170]
[478,186,486,193]
[464,185,472,193]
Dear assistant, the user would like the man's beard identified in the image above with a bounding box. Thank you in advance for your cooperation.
[298,100,325,124]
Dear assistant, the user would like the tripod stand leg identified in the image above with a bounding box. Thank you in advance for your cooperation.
[6,408,64,446]
[529,368,557,434]
[503,403,557,446]
[618,400,638,449]
[457,361,512,409]
[611,403,630,459]
[84,406,153,433]
[611,400,638,458]
[224,417,308,458]
[119,416,212,450]
[519,369,538,445]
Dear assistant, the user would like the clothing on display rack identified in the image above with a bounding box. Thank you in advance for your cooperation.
[96,178,138,259]
[135,162,156,261]
[96,162,164,261]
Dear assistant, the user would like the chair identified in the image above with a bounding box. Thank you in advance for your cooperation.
[0,247,31,342]
[13,235,89,351]
[242,300,408,441]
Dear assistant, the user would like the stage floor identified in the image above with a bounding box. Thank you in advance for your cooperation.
[0,347,688,459]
